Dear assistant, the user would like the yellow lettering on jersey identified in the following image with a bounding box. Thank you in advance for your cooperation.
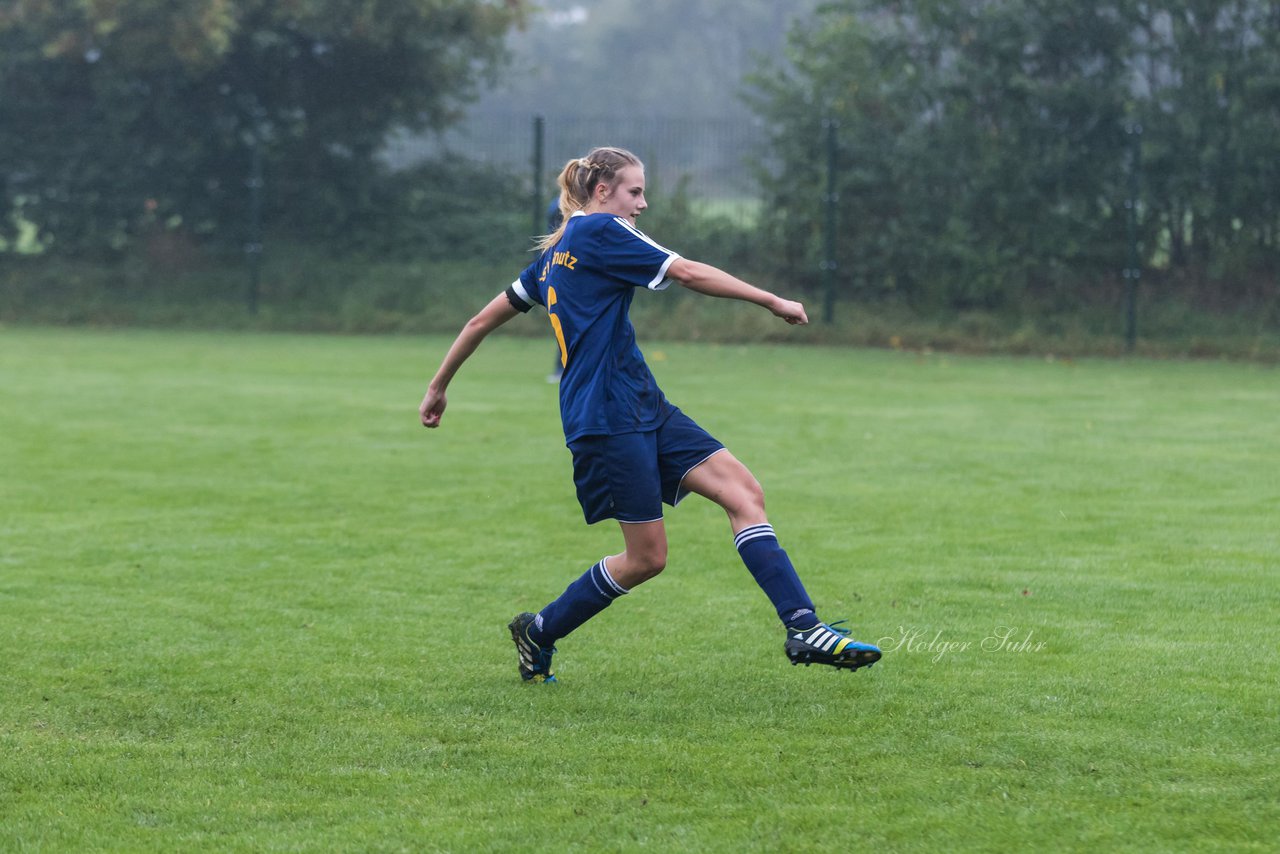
[538,261,550,282]
[552,250,578,270]
[547,286,567,367]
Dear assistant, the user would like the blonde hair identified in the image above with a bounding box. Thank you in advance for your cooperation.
[535,146,643,251]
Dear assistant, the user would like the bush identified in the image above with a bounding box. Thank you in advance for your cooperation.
[300,158,530,263]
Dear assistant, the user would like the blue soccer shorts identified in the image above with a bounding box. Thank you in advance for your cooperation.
[567,407,726,525]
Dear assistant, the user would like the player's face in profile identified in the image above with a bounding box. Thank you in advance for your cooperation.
[597,165,648,224]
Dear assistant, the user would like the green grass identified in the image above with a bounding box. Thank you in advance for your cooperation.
[2,327,1277,852]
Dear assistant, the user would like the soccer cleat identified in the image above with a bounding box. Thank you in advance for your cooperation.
[785,620,881,671]
[508,612,557,683]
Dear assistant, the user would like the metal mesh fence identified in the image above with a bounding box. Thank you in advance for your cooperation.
[382,111,771,227]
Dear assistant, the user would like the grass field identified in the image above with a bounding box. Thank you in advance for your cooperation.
[2,327,1277,852]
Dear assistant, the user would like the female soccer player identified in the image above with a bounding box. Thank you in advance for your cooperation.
[419,146,880,682]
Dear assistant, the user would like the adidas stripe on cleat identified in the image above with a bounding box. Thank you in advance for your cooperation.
[785,620,881,671]
[508,612,557,683]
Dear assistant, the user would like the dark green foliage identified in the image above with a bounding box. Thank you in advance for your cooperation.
[640,176,763,272]
[747,0,1280,308]
[0,0,519,255]
[1135,1,1280,288]
[316,158,531,262]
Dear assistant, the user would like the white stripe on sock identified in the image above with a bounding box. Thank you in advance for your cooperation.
[588,568,609,598]
[734,524,776,549]
[598,557,630,596]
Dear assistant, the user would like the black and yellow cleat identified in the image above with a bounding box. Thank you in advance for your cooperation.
[785,620,881,671]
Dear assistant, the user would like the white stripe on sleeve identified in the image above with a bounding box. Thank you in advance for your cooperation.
[649,253,678,291]
[509,278,535,307]
[612,216,680,290]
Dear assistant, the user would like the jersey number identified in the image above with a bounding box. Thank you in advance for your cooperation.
[547,286,567,367]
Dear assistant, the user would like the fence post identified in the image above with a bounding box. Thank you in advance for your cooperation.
[245,127,264,316]
[1124,123,1142,352]
[531,115,546,236]
[823,118,839,324]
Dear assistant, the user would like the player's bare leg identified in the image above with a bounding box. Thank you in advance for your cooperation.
[509,521,664,683]
[683,450,880,671]
[680,450,767,531]
[606,519,668,589]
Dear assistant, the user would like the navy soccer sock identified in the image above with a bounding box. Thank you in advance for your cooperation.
[734,523,818,630]
[531,558,629,645]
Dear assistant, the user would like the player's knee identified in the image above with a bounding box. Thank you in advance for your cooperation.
[632,544,667,581]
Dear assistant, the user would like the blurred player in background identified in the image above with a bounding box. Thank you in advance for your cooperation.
[419,146,881,683]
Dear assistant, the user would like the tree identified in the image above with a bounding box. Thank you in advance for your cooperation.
[747,0,1280,308]
[0,0,522,254]
[1131,1,1280,285]
[748,0,1134,307]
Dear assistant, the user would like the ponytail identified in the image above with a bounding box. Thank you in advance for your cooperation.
[535,147,643,251]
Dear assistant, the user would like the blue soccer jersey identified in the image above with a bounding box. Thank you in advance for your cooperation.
[505,211,680,443]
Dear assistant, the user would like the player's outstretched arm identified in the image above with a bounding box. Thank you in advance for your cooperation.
[420,293,520,428]
[666,258,807,325]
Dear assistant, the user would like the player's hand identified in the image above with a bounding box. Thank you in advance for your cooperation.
[772,298,808,325]
[420,388,447,428]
